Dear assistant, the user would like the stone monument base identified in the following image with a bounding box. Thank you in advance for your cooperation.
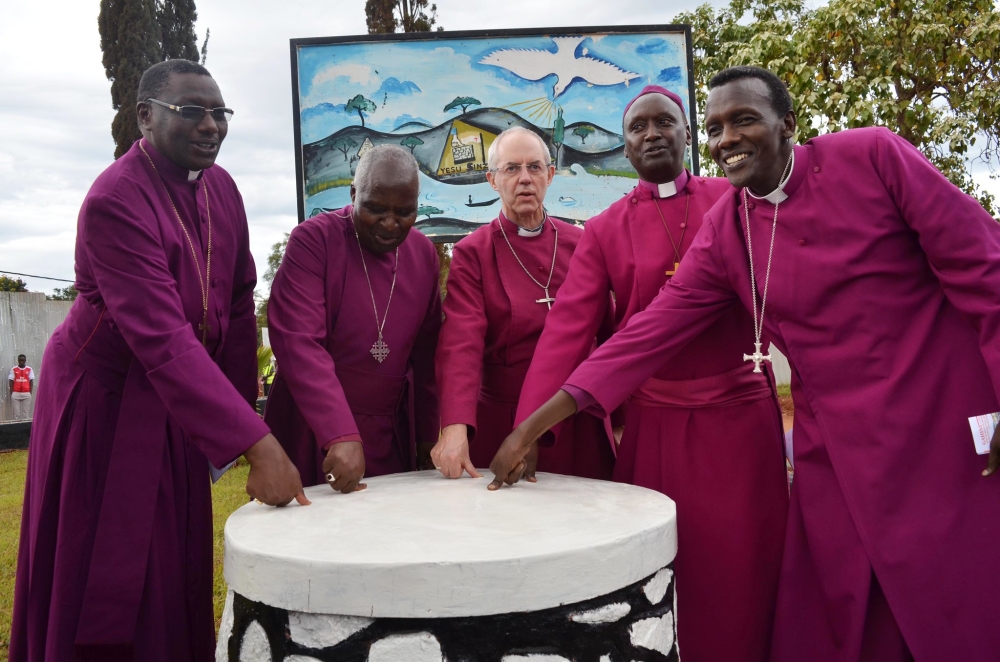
[218,563,677,661]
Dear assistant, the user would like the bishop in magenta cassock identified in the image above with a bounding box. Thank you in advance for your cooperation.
[432,127,615,480]
[515,86,788,662]
[493,66,1000,662]
[264,145,441,492]
[11,61,307,662]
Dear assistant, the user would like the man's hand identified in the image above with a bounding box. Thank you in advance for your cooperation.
[244,433,311,507]
[984,425,1000,477]
[488,427,534,490]
[431,424,482,479]
[323,441,367,494]
[488,389,579,491]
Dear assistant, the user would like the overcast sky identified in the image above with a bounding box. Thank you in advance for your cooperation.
[2,0,997,295]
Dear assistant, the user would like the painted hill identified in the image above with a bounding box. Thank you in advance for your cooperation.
[302,107,635,194]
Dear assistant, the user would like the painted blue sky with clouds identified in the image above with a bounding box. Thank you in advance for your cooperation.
[296,31,690,144]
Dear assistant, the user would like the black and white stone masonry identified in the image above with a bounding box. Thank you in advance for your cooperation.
[218,472,679,662]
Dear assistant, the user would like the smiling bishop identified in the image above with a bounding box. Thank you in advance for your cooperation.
[513,85,788,662]
[432,127,615,480]
[264,145,442,493]
[492,67,1000,662]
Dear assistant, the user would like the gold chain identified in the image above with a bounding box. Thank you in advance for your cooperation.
[652,191,690,276]
[139,141,213,345]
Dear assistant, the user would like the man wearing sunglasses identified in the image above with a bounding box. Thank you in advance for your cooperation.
[10,59,306,662]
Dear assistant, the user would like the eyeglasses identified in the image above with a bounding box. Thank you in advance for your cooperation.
[490,162,551,177]
[146,98,234,123]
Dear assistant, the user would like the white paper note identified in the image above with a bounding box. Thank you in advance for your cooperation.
[968,412,999,455]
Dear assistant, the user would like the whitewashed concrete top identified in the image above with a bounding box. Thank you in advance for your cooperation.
[224,471,676,618]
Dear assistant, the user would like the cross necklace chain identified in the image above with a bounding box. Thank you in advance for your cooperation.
[353,224,398,364]
[652,191,690,277]
[498,213,559,308]
[139,141,213,346]
[742,150,795,373]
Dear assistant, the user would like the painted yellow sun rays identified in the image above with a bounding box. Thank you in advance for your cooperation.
[502,96,558,126]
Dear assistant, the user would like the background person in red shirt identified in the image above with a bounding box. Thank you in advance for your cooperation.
[8,354,34,421]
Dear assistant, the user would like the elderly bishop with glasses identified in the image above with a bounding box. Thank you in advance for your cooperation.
[432,127,615,480]
[10,60,307,662]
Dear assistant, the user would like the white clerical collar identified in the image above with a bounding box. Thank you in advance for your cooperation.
[657,181,677,198]
[501,212,546,238]
[638,170,689,199]
[518,224,543,238]
[747,151,795,204]
[188,170,201,181]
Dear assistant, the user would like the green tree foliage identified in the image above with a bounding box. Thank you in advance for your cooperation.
[199,27,210,64]
[365,0,440,33]
[444,96,481,114]
[159,0,199,61]
[0,275,28,292]
[677,0,1000,213]
[401,135,424,153]
[47,286,79,301]
[573,125,596,144]
[255,233,289,334]
[99,0,162,158]
[99,0,205,158]
[346,94,377,127]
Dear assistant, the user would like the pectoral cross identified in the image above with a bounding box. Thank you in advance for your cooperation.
[535,287,555,309]
[743,341,771,373]
[665,262,680,277]
[199,313,210,346]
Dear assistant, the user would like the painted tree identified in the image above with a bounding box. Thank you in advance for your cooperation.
[676,0,1000,212]
[573,125,596,144]
[401,135,424,153]
[345,95,377,128]
[0,275,28,292]
[552,108,566,169]
[365,0,440,33]
[444,96,481,114]
[418,205,444,219]
[332,135,358,161]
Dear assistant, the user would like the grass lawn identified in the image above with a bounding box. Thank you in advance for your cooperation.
[0,450,251,655]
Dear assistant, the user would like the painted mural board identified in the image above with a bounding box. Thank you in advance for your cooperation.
[290,26,697,242]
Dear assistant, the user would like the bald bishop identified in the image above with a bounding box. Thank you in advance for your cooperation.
[264,145,441,492]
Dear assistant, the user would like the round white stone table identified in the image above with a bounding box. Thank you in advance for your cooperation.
[218,471,678,662]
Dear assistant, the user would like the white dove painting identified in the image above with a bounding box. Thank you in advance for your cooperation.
[480,36,641,99]
[294,28,693,236]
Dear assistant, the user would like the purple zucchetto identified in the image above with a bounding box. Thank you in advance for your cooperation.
[623,85,687,120]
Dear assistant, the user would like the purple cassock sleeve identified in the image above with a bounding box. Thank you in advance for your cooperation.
[79,191,269,468]
[872,128,1000,394]
[564,219,738,417]
[268,222,361,448]
[516,222,613,424]
[437,239,489,436]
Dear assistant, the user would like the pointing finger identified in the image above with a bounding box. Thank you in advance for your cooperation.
[463,458,483,479]
[294,490,311,506]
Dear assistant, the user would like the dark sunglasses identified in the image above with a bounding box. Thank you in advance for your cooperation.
[146,98,234,123]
